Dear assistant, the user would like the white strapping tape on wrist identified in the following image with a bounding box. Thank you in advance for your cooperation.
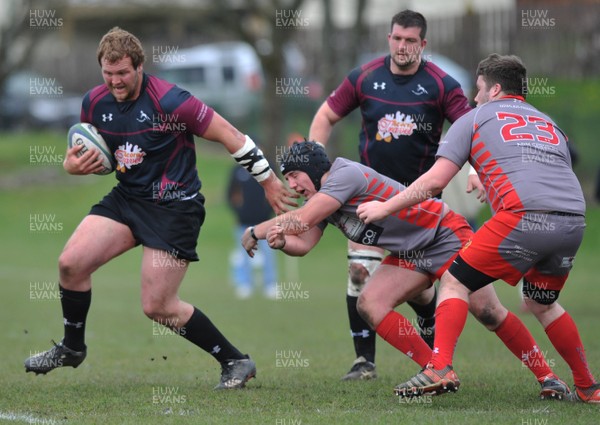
[232,135,272,182]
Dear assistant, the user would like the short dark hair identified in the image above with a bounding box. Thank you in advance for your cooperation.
[476,53,527,97]
[391,10,427,40]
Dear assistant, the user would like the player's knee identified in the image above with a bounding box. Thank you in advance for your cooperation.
[349,262,369,286]
[473,306,499,330]
[142,299,170,322]
[347,249,383,297]
[470,301,504,330]
[58,250,89,282]
[347,263,369,297]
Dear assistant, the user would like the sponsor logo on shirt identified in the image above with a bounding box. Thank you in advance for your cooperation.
[115,142,146,172]
[560,256,575,268]
[332,212,383,246]
[376,111,417,142]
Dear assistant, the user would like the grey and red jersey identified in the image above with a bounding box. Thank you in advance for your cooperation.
[326,56,471,186]
[317,158,448,255]
[437,95,585,215]
[81,73,214,202]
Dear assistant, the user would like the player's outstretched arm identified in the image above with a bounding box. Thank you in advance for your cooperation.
[357,158,460,223]
[241,216,279,258]
[242,193,341,256]
[202,112,297,214]
[266,225,322,257]
[63,144,106,175]
[308,102,343,146]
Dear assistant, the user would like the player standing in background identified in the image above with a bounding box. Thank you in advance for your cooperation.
[242,141,571,400]
[308,9,484,380]
[227,162,278,299]
[24,27,294,389]
[358,54,600,403]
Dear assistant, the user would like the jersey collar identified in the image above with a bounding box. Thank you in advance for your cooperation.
[499,95,525,101]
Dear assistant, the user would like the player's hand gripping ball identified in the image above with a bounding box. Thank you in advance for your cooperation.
[67,123,115,175]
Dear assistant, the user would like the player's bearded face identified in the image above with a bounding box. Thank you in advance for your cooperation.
[101,56,143,102]
[388,25,426,72]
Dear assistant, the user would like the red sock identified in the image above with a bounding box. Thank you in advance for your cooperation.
[545,312,596,388]
[494,311,552,382]
[430,298,469,370]
[376,311,432,367]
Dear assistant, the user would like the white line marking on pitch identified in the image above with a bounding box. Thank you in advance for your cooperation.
[0,411,64,424]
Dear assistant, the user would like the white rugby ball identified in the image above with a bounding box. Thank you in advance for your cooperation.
[67,122,115,175]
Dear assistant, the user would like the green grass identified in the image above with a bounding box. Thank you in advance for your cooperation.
[0,132,599,424]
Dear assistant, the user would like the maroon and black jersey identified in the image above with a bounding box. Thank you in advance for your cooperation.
[81,74,214,202]
[327,56,471,186]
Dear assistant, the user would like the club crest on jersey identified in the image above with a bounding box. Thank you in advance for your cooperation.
[115,142,146,173]
[411,84,428,95]
[376,111,417,142]
[136,110,151,123]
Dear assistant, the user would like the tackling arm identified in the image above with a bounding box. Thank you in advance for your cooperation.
[241,193,342,256]
[266,225,323,257]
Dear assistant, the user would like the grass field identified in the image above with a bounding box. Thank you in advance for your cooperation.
[0,132,599,424]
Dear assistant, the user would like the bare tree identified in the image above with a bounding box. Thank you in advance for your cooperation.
[319,0,369,158]
[0,0,35,85]
[209,0,371,162]
[207,0,304,163]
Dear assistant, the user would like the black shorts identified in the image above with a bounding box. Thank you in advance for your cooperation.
[89,186,206,261]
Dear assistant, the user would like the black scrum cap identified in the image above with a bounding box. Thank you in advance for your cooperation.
[280,141,332,191]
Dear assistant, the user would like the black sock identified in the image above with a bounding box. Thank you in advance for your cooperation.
[346,295,376,363]
[407,285,437,330]
[60,285,91,352]
[181,307,244,363]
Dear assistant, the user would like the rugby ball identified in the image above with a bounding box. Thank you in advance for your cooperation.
[67,123,115,175]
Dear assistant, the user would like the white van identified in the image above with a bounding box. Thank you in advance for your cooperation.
[157,41,263,119]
